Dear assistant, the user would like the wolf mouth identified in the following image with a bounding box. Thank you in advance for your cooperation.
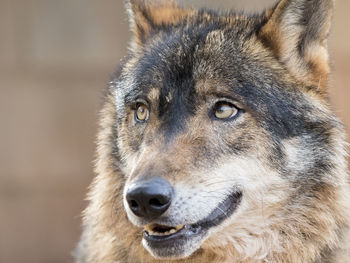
[143,191,242,258]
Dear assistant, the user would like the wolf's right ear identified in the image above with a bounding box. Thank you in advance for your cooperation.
[258,0,334,91]
[126,0,192,50]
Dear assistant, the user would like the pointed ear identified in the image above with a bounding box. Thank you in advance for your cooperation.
[126,0,191,50]
[258,0,334,91]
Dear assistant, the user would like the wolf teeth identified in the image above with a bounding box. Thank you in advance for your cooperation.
[147,228,177,236]
[144,224,185,236]
[175,224,185,231]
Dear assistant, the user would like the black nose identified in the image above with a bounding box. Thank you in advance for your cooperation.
[126,177,173,220]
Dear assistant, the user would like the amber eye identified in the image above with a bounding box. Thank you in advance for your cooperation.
[214,102,239,120]
[135,103,149,122]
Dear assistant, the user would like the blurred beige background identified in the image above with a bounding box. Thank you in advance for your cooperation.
[0,1,349,263]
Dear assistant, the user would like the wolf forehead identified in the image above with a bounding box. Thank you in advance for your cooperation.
[114,13,334,142]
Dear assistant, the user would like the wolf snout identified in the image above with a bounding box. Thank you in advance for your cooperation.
[126,177,173,220]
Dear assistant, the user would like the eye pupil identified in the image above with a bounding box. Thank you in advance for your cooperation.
[214,102,238,119]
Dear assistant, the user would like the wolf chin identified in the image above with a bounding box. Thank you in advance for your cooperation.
[75,0,350,262]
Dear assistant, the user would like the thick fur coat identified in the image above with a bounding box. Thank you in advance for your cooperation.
[75,0,350,262]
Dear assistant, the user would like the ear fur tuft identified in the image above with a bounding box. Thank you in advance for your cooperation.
[259,0,334,91]
[126,0,191,50]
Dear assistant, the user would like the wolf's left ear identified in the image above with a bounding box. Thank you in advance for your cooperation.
[126,0,191,50]
[258,0,334,90]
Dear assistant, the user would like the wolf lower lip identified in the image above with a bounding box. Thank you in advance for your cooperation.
[143,191,242,258]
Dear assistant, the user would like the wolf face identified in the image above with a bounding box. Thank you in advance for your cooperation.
[77,1,350,262]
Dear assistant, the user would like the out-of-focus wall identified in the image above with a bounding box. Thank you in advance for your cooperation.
[0,1,349,263]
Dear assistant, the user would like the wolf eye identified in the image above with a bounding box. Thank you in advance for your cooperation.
[135,103,149,122]
[214,102,238,120]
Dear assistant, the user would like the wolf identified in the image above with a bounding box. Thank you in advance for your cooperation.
[75,0,350,262]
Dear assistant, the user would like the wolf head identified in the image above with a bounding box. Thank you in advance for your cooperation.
[79,0,350,262]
